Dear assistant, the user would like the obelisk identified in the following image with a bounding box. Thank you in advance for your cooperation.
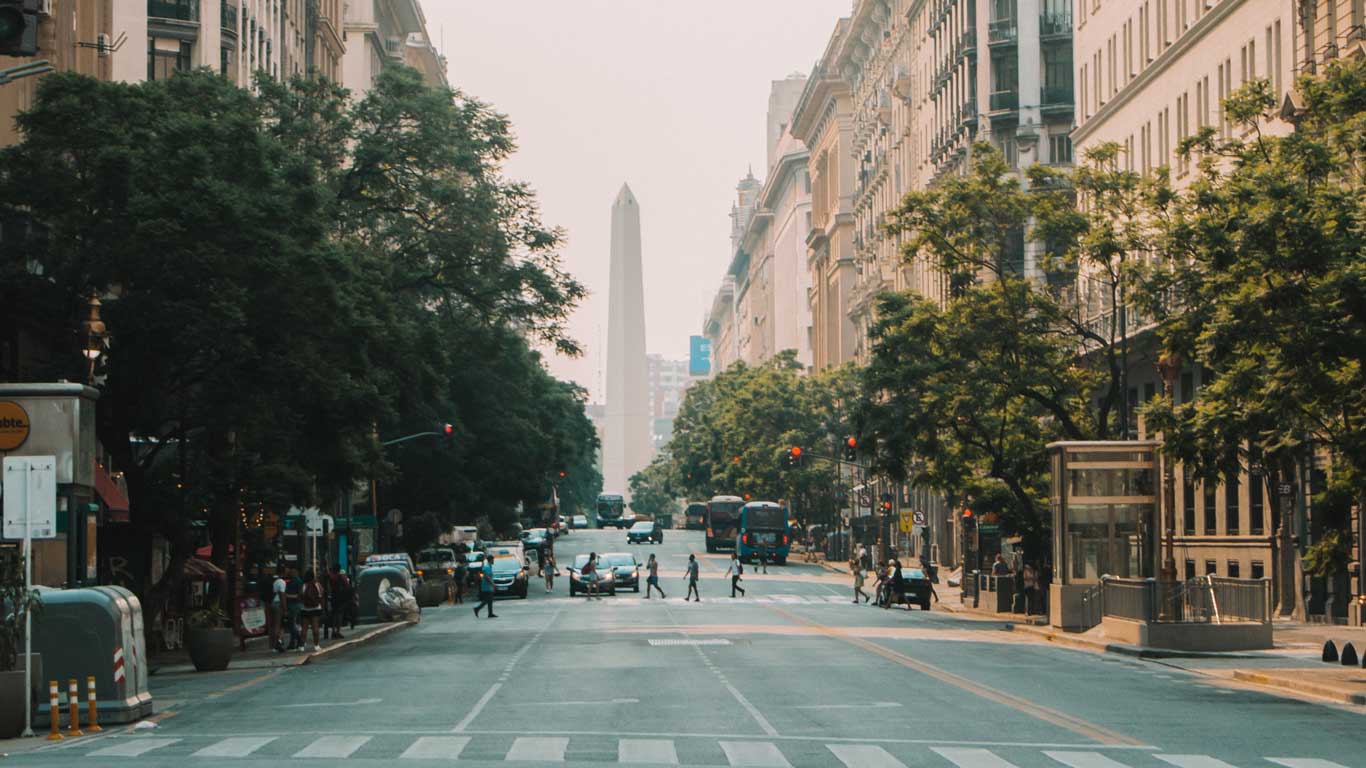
[604,184,651,499]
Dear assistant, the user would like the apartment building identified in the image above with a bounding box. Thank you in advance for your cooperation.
[341,0,433,98]
[0,1,114,147]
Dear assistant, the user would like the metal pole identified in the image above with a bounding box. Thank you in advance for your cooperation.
[22,528,34,737]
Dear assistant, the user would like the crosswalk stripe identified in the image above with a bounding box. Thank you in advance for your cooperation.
[1156,757,1240,768]
[400,736,471,760]
[829,743,908,768]
[1268,760,1349,768]
[191,736,276,758]
[774,595,805,603]
[933,747,1020,768]
[824,595,850,603]
[618,738,679,764]
[293,735,371,759]
[719,740,792,767]
[1044,751,1134,768]
[506,736,568,762]
[88,738,180,757]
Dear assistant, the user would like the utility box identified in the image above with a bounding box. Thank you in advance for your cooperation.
[30,585,152,724]
[355,565,411,624]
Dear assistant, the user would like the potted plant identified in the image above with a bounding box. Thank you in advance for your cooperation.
[185,605,234,672]
[1,550,42,738]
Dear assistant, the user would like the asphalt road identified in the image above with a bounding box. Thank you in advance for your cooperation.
[12,530,1364,767]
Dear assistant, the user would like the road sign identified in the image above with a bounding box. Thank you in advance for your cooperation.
[3,456,56,540]
[912,510,927,527]
[899,511,915,533]
[1278,483,1293,496]
[857,492,871,508]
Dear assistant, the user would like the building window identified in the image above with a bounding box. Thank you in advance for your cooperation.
[1182,474,1196,535]
[1143,382,1156,402]
[1205,560,1217,576]
[1249,476,1265,535]
[148,38,193,81]
[1251,561,1265,580]
[1049,135,1072,164]
[1225,477,1240,535]
[1185,560,1196,579]
[1227,560,1240,578]
[1203,482,1217,534]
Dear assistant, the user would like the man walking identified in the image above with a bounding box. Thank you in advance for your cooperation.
[685,554,701,602]
[473,554,498,618]
[644,553,665,599]
[757,545,768,574]
[726,553,745,598]
[851,557,869,603]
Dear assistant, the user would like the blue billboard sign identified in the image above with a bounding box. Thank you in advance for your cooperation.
[689,336,712,376]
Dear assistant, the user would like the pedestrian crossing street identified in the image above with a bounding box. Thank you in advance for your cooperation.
[49,734,1348,768]
[540,593,868,606]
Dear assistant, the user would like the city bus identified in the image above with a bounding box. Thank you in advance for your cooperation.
[683,502,707,531]
[595,493,626,528]
[737,501,791,565]
[705,495,744,553]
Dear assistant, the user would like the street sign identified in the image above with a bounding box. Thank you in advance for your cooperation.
[912,510,927,526]
[899,511,915,533]
[1278,483,1293,496]
[0,400,31,451]
[857,492,871,508]
[3,456,57,540]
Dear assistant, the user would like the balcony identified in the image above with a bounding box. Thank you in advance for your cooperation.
[221,2,237,33]
[148,0,199,22]
[988,19,1017,45]
[1040,12,1072,38]
[989,90,1018,112]
[1042,83,1073,107]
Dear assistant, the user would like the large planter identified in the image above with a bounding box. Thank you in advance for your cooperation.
[187,628,234,672]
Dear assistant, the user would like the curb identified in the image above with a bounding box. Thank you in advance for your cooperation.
[1007,623,1279,660]
[1231,671,1366,705]
[302,619,414,664]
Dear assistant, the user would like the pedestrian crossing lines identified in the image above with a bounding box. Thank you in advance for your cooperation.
[544,593,854,606]
[51,734,1351,768]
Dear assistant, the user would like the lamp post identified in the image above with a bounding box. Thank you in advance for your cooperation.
[1155,351,1182,585]
[79,292,108,384]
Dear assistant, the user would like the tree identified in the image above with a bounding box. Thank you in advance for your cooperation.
[629,458,678,521]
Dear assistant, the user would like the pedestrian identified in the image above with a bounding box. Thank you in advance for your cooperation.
[886,559,905,610]
[1023,562,1039,615]
[582,552,601,599]
[327,564,349,638]
[851,557,870,603]
[473,554,498,618]
[857,544,869,571]
[726,553,745,598]
[758,545,769,574]
[644,553,665,599]
[453,557,467,605]
[269,565,287,652]
[685,553,701,602]
[300,569,325,651]
[544,553,557,593]
[285,566,303,650]
[991,553,1010,577]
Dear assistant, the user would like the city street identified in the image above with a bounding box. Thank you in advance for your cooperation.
[9,530,1363,767]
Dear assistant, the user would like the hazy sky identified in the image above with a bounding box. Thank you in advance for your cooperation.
[424,1,848,401]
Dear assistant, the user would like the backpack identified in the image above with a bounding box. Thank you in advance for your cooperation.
[302,581,323,610]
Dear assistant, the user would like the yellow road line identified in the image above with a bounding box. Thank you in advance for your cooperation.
[766,605,1146,747]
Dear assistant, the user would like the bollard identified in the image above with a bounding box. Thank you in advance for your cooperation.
[1323,640,1339,662]
[85,676,102,732]
[46,681,63,741]
[1342,642,1359,666]
[65,679,83,736]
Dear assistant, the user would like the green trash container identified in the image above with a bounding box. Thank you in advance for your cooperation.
[30,585,152,725]
[355,565,412,624]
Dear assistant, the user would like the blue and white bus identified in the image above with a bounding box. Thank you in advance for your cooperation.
[705,495,744,553]
[737,501,790,565]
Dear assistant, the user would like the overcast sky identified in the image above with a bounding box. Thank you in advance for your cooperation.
[425,1,848,402]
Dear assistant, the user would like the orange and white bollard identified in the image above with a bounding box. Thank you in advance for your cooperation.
[66,679,83,736]
[85,676,101,732]
[46,681,63,741]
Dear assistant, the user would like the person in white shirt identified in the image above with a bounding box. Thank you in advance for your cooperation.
[270,566,288,652]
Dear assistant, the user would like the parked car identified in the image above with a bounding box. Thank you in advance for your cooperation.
[571,515,589,529]
[888,567,934,610]
[363,552,421,588]
[521,528,550,559]
[489,555,529,598]
[602,552,641,592]
[627,520,664,544]
[567,554,616,596]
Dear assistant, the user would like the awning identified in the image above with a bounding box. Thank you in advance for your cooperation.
[94,462,131,522]
[183,557,226,581]
[194,543,234,559]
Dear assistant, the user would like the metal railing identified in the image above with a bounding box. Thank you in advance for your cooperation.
[988,19,1018,44]
[1040,12,1073,37]
[221,2,237,31]
[989,90,1019,111]
[1042,84,1073,106]
[1099,576,1272,624]
[148,0,199,22]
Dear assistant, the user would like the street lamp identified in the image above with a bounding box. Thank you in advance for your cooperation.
[80,292,109,384]
[1155,350,1182,584]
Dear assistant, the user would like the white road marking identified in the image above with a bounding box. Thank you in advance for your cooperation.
[452,682,501,732]
[1044,751,1136,768]
[618,738,680,764]
[774,595,805,603]
[525,697,639,705]
[933,747,1021,768]
[278,698,382,708]
[292,735,370,758]
[829,743,908,767]
[1267,761,1348,768]
[400,736,471,760]
[720,740,793,767]
[1156,757,1240,768]
[793,702,901,710]
[506,736,569,762]
[824,595,851,603]
[723,679,780,737]
[87,738,180,757]
[191,736,276,757]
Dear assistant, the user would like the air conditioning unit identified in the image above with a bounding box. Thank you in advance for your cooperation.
[37,0,54,17]
[384,36,405,60]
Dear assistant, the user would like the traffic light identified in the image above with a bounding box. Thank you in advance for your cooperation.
[785,445,804,468]
[438,422,455,448]
[843,436,858,462]
[962,508,976,531]
[558,471,567,479]
[0,1,39,57]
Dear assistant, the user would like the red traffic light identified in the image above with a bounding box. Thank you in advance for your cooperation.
[962,508,973,518]
[732,456,741,464]
[791,446,802,457]
[442,423,454,436]
[846,437,857,448]
[743,493,752,500]
[558,471,566,478]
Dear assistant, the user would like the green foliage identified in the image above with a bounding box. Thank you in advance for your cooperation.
[186,605,228,630]
[629,458,678,520]
[0,550,42,672]
[1304,530,1351,579]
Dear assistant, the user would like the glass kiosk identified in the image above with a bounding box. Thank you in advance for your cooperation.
[1047,441,1160,628]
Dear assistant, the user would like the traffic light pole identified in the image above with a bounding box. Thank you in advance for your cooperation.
[380,431,444,447]
[0,61,52,86]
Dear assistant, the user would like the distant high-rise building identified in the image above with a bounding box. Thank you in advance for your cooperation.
[603,184,652,497]
[647,355,692,452]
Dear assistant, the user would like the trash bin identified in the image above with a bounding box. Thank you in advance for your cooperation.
[30,586,153,724]
[355,566,411,624]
